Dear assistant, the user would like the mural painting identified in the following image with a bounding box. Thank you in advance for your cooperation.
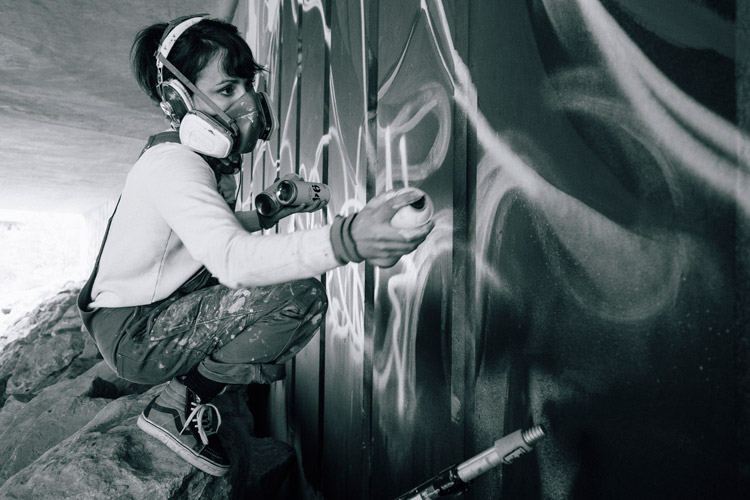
[239,1,745,499]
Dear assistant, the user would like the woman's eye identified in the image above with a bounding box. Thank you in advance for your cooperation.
[219,86,235,97]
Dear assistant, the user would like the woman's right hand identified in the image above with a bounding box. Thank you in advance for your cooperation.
[350,189,434,267]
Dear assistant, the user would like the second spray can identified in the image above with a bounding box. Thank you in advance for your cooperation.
[255,178,330,216]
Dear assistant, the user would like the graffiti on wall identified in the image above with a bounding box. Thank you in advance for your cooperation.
[242,0,744,498]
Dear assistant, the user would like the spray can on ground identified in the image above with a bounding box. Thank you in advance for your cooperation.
[395,425,547,499]
[255,178,330,216]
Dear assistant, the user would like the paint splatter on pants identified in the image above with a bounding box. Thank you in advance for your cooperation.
[91,279,327,385]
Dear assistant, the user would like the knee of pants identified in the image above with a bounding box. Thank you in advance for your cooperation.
[282,278,328,333]
[271,278,328,363]
[293,277,328,316]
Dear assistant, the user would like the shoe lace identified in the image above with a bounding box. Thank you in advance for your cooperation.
[180,401,222,446]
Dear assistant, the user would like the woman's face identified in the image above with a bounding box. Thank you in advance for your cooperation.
[193,53,249,114]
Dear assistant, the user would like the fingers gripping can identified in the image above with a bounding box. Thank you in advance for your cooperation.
[390,187,434,229]
[369,187,434,268]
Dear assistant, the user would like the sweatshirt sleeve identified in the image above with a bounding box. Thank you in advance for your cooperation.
[140,145,341,288]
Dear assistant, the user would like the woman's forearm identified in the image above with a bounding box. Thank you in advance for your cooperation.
[234,210,264,233]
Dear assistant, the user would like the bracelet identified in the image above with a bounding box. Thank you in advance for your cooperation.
[341,213,364,262]
[330,214,364,264]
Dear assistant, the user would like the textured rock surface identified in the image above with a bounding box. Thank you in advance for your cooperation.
[0,284,296,499]
[0,284,96,403]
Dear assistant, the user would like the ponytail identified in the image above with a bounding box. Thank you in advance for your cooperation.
[131,23,168,103]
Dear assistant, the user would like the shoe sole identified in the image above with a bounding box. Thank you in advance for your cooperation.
[137,413,229,477]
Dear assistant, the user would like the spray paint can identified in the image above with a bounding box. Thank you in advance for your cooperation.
[368,187,434,268]
[254,186,281,216]
[394,425,547,500]
[255,178,330,216]
[276,179,330,207]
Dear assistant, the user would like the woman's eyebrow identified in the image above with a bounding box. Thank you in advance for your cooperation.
[214,78,240,87]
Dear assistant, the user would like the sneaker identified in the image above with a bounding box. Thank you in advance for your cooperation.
[137,378,230,476]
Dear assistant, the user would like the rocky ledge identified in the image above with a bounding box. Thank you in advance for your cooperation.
[0,283,294,500]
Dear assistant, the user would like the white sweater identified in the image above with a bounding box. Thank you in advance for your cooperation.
[88,142,339,309]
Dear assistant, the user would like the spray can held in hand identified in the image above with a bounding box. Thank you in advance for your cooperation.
[369,187,434,268]
[255,177,330,216]
[390,187,434,230]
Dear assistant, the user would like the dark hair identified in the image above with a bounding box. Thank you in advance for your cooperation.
[130,17,264,104]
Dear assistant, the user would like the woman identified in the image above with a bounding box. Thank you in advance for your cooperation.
[77,12,433,476]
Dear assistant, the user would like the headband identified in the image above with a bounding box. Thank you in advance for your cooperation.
[156,15,207,86]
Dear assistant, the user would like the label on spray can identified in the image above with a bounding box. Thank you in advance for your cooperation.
[255,178,331,216]
[277,180,330,206]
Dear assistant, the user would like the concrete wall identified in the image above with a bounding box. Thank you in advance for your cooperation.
[240,1,746,499]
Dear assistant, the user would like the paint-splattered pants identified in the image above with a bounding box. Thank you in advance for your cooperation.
[88,279,327,385]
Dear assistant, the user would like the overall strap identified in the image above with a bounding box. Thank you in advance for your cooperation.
[78,131,229,313]
[78,131,174,312]
[139,130,241,180]
[139,131,181,156]
[78,130,175,313]
[77,197,121,313]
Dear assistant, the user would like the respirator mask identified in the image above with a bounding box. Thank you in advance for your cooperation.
[222,90,275,154]
[176,87,276,158]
